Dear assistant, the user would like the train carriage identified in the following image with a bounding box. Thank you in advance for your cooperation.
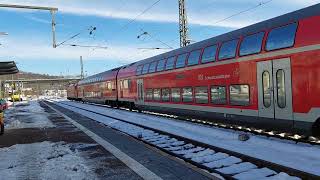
[77,68,119,105]
[117,63,138,110]
[70,4,320,136]
[67,84,77,101]
[133,4,320,135]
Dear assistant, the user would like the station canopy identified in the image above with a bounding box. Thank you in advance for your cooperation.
[0,61,19,75]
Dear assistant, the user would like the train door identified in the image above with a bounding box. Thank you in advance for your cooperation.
[137,79,144,104]
[257,58,293,121]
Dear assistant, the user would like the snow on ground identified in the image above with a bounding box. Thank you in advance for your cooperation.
[5,100,55,129]
[0,141,99,180]
[55,100,320,176]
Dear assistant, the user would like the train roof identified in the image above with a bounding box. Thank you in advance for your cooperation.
[132,3,320,65]
[78,67,121,85]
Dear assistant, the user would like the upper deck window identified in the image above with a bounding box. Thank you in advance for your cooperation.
[148,61,157,73]
[240,32,265,56]
[219,39,238,60]
[157,59,166,72]
[165,56,176,70]
[187,50,201,66]
[218,39,238,60]
[175,53,188,69]
[142,64,149,74]
[201,45,217,63]
[136,66,143,75]
[266,23,298,51]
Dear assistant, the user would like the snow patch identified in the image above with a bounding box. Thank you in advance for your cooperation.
[5,101,54,129]
[0,141,98,180]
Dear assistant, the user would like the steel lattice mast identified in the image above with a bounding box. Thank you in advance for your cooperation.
[178,0,190,47]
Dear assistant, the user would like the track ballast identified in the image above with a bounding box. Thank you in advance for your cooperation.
[47,100,320,180]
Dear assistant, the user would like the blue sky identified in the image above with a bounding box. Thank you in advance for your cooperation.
[0,0,319,76]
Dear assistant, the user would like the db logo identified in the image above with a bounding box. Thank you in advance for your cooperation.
[233,68,240,77]
[198,74,204,80]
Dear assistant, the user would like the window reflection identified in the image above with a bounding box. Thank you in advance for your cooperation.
[230,85,250,106]
[211,86,227,104]
[276,70,286,108]
[262,71,271,108]
[195,87,208,104]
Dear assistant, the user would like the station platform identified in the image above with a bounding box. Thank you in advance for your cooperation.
[0,101,218,180]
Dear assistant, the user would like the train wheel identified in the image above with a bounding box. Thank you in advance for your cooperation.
[312,121,320,137]
[129,103,133,111]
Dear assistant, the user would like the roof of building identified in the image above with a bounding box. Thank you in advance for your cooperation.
[0,61,19,75]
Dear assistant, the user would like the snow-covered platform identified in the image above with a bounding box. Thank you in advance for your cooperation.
[0,101,216,180]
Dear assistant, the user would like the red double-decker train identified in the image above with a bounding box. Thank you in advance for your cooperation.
[67,4,320,136]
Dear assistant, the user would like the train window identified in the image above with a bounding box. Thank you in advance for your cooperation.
[266,23,297,51]
[119,80,123,89]
[112,81,116,90]
[187,50,201,66]
[157,59,166,72]
[161,88,170,102]
[211,86,226,104]
[218,39,238,60]
[166,56,176,70]
[128,79,132,90]
[149,61,157,73]
[276,70,286,108]
[175,53,188,69]
[182,87,193,103]
[153,89,161,101]
[262,71,271,108]
[230,85,250,106]
[136,65,143,75]
[146,89,153,100]
[142,64,150,74]
[240,32,265,56]
[195,87,208,104]
[202,45,217,63]
[123,80,129,89]
[107,82,112,90]
[171,88,181,102]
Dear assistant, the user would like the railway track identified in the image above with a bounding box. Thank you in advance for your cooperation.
[74,100,320,146]
[47,100,319,180]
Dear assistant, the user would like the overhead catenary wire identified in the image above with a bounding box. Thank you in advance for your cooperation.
[55,26,97,47]
[105,0,162,44]
[118,0,161,32]
[100,0,165,59]
[138,29,174,49]
[63,44,108,49]
[202,0,273,35]
[137,47,172,50]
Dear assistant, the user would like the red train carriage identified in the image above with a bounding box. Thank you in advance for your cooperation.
[117,63,138,110]
[77,68,119,106]
[70,4,320,136]
[67,84,77,100]
[133,4,320,135]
